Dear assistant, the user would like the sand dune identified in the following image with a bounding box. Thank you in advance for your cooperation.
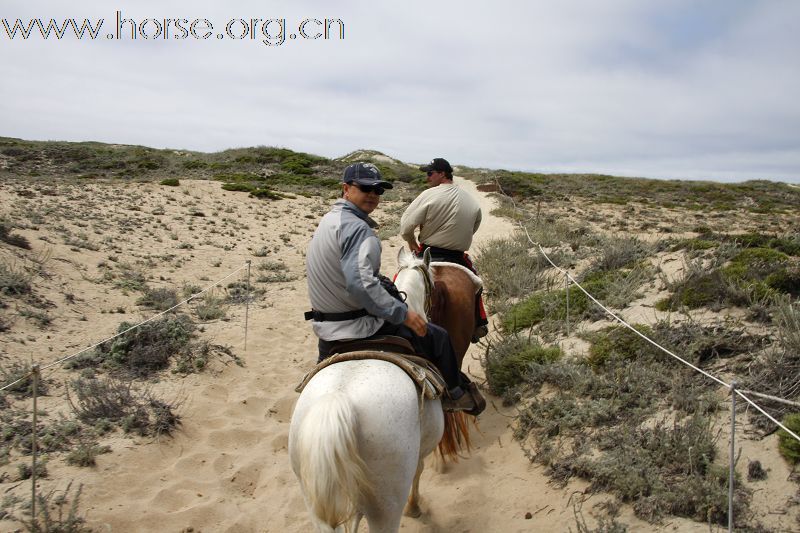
[0,176,794,532]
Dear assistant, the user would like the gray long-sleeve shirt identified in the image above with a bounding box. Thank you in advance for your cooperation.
[305,199,407,341]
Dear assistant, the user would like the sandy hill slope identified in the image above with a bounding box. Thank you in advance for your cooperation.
[0,174,797,532]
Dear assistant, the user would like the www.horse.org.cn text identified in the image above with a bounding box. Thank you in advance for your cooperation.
[1,10,345,47]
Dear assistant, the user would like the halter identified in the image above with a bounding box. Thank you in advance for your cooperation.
[397,263,434,318]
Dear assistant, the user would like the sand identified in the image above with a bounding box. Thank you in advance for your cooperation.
[0,176,796,532]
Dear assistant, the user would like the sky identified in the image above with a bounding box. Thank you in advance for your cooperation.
[1,0,799,183]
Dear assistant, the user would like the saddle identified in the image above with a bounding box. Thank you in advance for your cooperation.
[325,335,417,357]
[295,339,448,401]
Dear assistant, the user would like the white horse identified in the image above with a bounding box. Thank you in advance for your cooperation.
[289,249,470,532]
[289,359,445,532]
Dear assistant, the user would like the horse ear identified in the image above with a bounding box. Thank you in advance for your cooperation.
[397,247,406,264]
[422,247,431,267]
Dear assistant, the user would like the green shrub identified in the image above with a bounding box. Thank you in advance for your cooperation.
[68,377,181,436]
[249,188,285,200]
[502,271,614,332]
[0,261,32,296]
[778,413,800,464]
[194,293,226,321]
[89,314,195,377]
[136,287,178,310]
[585,324,656,369]
[65,441,112,467]
[221,182,254,192]
[765,265,800,297]
[0,219,31,249]
[722,247,789,282]
[159,178,180,186]
[484,335,561,399]
[655,270,729,311]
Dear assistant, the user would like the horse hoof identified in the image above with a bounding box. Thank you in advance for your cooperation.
[404,505,422,518]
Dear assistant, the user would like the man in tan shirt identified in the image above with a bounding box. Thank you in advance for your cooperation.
[399,158,489,342]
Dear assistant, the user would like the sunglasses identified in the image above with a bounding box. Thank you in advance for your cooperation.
[354,183,385,195]
[426,171,437,177]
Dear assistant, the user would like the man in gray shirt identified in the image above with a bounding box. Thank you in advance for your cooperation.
[305,162,484,415]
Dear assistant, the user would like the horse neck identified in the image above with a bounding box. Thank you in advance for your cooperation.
[395,267,428,318]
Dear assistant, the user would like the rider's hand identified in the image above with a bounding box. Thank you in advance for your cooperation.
[403,310,427,337]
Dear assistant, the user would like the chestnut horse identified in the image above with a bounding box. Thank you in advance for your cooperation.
[395,248,482,367]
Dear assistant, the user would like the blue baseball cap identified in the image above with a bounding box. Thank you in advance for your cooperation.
[342,162,393,189]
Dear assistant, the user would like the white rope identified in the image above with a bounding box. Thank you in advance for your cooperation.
[0,262,248,392]
[492,178,800,443]
[736,389,800,443]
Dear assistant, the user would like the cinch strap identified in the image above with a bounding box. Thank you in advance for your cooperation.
[304,308,369,321]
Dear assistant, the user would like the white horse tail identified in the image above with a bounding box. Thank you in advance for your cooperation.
[295,391,373,531]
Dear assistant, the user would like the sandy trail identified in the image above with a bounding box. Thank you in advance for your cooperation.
[1,177,720,533]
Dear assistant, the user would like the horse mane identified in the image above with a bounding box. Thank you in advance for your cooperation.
[397,251,435,282]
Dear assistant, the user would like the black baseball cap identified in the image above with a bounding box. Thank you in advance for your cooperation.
[342,162,393,189]
[419,158,453,173]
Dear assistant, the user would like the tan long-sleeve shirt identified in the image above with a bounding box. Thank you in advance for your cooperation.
[399,183,482,251]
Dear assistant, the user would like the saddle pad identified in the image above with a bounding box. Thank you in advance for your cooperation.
[295,351,447,400]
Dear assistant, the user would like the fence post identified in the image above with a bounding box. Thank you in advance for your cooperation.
[565,272,570,337]
[244,260,251,352]
[31,364,40,526]
[729,380,737,532]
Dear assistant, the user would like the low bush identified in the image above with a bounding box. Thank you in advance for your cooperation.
[0,261,32,296]
[585,324,656,369]
[68,377,181,437]
[0,219,31,249]
[0,361,49,398]
[477,233,552,308]
[136,287,178,311]
[72,314,195,377]
[159,178,180,186]
[778,413,800,464]
[484,334,561,400]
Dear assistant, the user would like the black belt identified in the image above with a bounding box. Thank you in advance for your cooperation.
[419,244,465,262]
[304,308,369,322]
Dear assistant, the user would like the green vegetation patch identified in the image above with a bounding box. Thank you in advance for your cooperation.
[484,335,561,400]
[657,247,799,311]
[585,324,658,369]
[508,321,733,525]
[778,413,800,464]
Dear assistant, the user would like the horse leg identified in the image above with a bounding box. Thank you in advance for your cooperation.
[403,457,425,518]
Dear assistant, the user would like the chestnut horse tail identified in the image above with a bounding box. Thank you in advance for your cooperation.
[437,410,472,461]
[295,392,373,531]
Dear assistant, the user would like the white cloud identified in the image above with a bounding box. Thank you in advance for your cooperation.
[1,0,798,182]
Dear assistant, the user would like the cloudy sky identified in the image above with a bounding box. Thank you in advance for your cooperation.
[2,0,799,183]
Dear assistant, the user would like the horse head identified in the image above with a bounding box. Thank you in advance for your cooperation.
[395,248,434,318]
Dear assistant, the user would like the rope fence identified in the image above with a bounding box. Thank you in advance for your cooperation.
[493,179,800,531]
[0,261,253,528]
[1,262,250,393]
